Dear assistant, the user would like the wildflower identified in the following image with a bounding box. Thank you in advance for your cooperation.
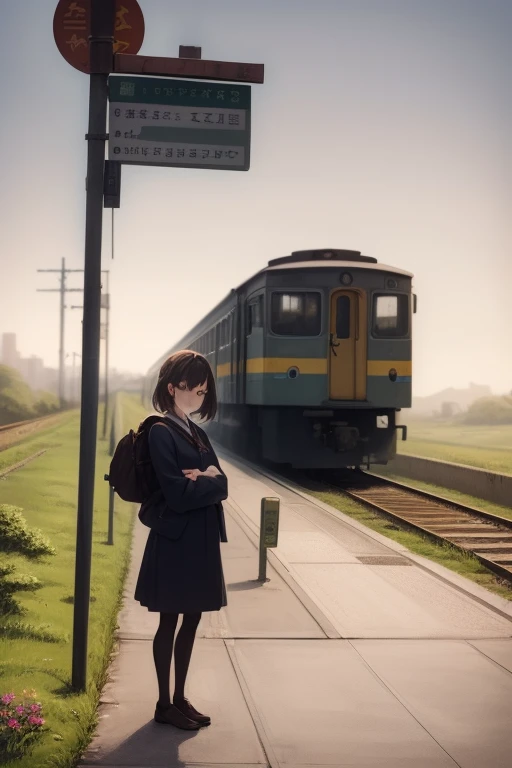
[1,693,15,705]
[15,706,24,715]
[7,718,21,729]
[30,703,42,713]
[28,715,44,726]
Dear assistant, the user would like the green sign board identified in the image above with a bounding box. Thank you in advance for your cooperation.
[108,75,251,171]
[261,498,280,548]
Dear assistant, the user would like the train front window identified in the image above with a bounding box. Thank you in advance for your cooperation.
[271,292,321,335]
[373,294,409,337]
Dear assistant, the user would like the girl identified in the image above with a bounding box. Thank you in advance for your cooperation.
[134,350,228,731]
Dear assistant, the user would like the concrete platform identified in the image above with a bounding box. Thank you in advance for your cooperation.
[80,455,512,768]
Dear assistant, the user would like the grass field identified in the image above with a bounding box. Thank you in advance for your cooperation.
[397,420,512,474]
[0,397,136,767]
[0,414,75,475]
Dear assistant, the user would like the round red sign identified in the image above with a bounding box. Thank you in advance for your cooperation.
[53,0,145,74]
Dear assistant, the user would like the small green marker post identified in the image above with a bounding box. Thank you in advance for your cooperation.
[258,497,280,582]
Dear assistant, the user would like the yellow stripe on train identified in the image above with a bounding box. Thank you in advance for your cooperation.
[216,358,412,377]
[367,360,412,376]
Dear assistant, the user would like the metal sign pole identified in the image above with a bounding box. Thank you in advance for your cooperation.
[71,0,115,692]
[102,274,110,439]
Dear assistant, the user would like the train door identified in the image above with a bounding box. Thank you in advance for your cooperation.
[329,290,367,400]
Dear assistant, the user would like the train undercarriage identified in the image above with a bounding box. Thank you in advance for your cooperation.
[205,404,403,469]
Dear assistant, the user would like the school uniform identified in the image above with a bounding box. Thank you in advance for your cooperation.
[134,415,228,614]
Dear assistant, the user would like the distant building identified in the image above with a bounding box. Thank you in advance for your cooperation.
[25,356,45,391]
[1,333,19,369]
[1,332,58,395]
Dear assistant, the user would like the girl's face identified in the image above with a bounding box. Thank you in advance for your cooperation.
[168,380,208,416]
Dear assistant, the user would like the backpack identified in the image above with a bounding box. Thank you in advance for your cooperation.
[105,414,208,503]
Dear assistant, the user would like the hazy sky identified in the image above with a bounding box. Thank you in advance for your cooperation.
[0,0,510,397]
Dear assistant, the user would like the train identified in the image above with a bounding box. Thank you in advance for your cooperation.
[143,248,415,468]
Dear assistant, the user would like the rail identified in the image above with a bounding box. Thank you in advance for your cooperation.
[321,470,512,585]
[0,414,60,433]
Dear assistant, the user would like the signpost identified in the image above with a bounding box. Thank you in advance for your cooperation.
[114,52,264,84]
[53,0,144,74]
[109,76,251,171]
[54,0,264,692]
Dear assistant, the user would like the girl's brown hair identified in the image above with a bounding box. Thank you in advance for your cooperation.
[152,350,217,421]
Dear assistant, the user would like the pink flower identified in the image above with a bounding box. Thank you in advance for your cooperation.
[15,705,25,715]
[30,703,41,713]
[7,719,20,729]
[1,694,15,705]
[28,715,44,726]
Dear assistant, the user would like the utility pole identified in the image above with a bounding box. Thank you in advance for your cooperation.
[102,272,110,439]
[67,352,82,404]
[37,258,84,409]
[71,0,115,692]
[70,269,109,425]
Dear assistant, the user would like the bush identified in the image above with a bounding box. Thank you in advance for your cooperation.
[463,396,512,425]
[0,365,59,425]
[0,505,56,559]
[0,566,42,616]
[33,391,59,416]
[0,505,55,617]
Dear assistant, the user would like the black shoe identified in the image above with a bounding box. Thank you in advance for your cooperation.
[154,702,201,730]
[173,696,211,726]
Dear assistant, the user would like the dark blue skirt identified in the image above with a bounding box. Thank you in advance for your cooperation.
[134,504,227,614]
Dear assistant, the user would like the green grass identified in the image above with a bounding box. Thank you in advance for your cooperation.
[398,420,512,474]
[0,399,136,767]
[0,414,76,475]
[118,392,148,431]
[302,485,512,601]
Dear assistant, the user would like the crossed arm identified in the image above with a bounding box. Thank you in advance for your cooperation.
[149,424,228,514]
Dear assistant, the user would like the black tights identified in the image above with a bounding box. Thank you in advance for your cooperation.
[153,612,202,707]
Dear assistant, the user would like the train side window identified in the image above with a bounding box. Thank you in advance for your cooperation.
[230,312,235,344]
[271,292,321,336]
[373,294,409,337]
[335,296,351,339]
[247,296,263,335]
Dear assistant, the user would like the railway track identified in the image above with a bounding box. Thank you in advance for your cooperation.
[0,413,65,452]
[317,470,512,584]
[0,415,59,433]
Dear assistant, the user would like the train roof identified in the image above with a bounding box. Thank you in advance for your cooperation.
[264,260,413,278]
[146,249,413,374]
[242,249,413,287]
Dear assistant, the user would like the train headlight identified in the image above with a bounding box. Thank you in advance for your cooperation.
[340,272,353,286]
[288,367,299,379]
[389,368,397,382]
[387,278,398,289]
